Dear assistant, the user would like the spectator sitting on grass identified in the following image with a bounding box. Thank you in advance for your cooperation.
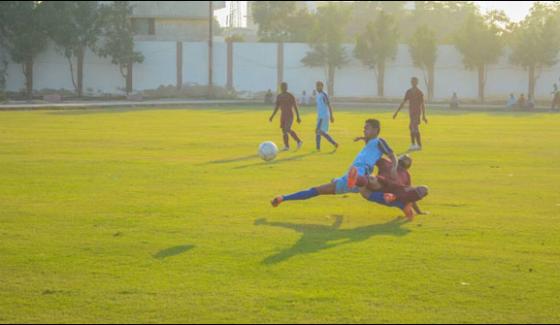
[552,83,560,111]
[450,92,459,109]
[299,90,309,106]
[517,94,526,109]
[311,89,317,105]
[265,89,273,105]
[526,95,535,110]
[506,93,516,108]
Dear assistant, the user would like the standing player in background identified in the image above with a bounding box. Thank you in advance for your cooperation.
[393,77,428,151]
[315,81,338,151]
[269,82,303,151]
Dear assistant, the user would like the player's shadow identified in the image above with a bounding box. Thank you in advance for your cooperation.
[233,152,317,169]
[255,215,410,265]
[202,154,258,165]
[153,244,195,260]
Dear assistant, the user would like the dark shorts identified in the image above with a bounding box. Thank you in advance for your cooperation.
[281,114,293,133]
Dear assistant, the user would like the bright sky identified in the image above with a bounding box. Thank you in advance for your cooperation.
[215,1,556,28]
[474,1,554,22]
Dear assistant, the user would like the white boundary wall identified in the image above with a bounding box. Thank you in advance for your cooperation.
[3,41,559,100]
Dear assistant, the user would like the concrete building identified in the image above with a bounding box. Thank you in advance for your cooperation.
[129,1,225,41]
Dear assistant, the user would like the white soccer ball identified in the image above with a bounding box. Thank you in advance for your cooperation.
[258,141,278,161]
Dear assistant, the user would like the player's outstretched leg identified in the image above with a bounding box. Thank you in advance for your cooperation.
[271,182,336,207]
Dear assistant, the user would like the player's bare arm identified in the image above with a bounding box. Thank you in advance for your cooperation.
[294,102,301,123]
[269,104,279,122]
[394,100,406,119]
[422,101,428,124]
[413,202,428,215]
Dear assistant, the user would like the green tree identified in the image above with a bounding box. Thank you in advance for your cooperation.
[0,28,7,100]
[251,2,312,42]
[285,8,315,43]
[0,1,50,99]
[510,3,560,101]
[97,1,143,95]
[346,1,406,42]
[45,1,102,97]
[0,55,7,101]
[354,11,399,97]
[301,3,350,97]
[405,1,479,43]
[409,25,437,101]
[453,11,505,102]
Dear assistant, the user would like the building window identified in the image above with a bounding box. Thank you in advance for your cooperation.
[132,18,155,35]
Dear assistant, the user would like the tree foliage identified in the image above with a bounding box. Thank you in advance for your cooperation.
[409,25,437,100]
[354,11,399,97]
[510,2,560,99]
[301,3,350,96]
[45,1,103,96]
[0,1,50,98]
[251,1,312,42]
[97,1,143,94]
[453,11,506,101]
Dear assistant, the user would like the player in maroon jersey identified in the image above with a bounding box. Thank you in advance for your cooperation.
[393,77,428,151]
[269,82,303,151]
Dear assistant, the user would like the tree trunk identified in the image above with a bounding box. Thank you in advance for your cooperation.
[208,1,214,98]
[428,65,434,102]
[177,42,183,90]
[24,58,33,100]
[478,65,485,103]
[126,61,132,95]
[77,47,84,97]
[377,61,385,97]
[226,40,233,91]
[528,64,535,104]
[276,42,284,93]
[327,64,335,97]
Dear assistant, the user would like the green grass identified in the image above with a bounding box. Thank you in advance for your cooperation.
[0,105,559,323]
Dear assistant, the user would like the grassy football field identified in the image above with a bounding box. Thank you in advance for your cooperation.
[0,105,559,323]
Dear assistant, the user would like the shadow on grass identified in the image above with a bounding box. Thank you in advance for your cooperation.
[255,215,410,265]
[232,151,332,169]
[153,244,195,260]
[201,154,259,165]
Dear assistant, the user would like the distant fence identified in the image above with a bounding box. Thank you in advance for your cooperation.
[2,41,560,100]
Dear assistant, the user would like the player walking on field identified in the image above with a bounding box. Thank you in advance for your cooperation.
[315,81,338,151]
[269,82,303,151]
[393,77,428,151]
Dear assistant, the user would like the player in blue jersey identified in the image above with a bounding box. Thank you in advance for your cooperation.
[315,81,339,151]
[270,119,419,212]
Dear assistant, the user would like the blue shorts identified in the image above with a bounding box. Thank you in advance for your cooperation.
[368,192,405,210]
[333,167,369,194]
[317,117,329,133]
[334,174,361,194]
